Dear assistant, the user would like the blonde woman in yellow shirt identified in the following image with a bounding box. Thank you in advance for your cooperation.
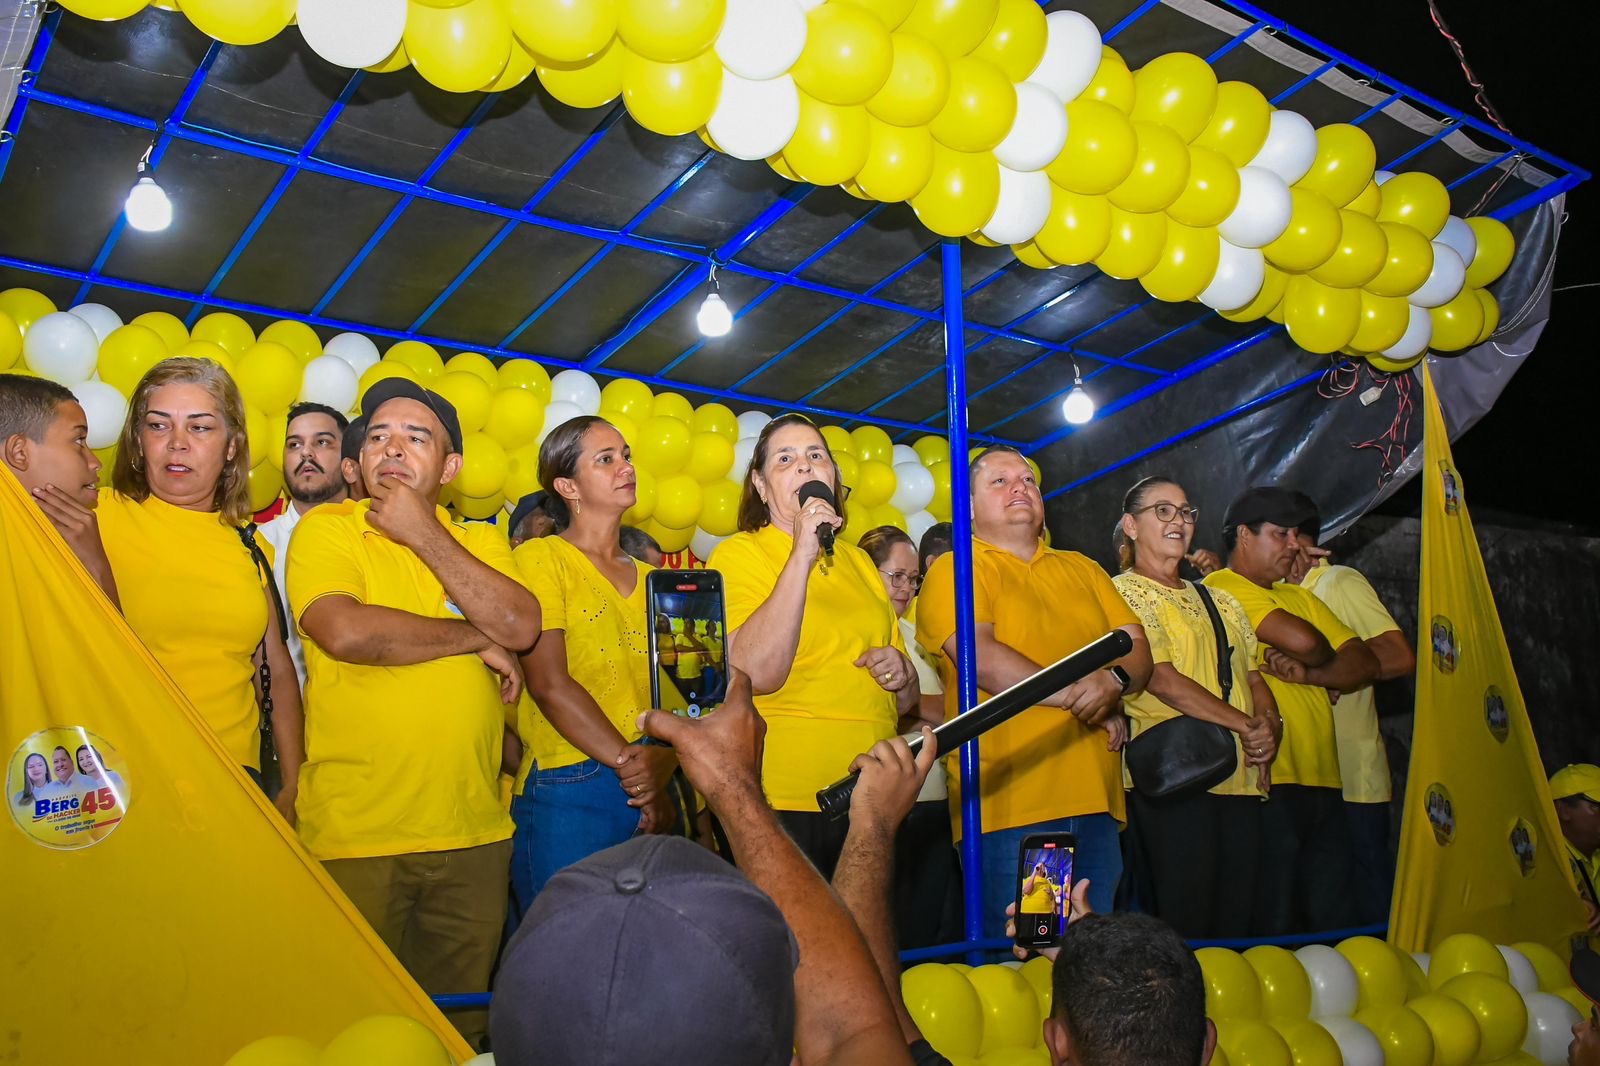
[1112,476,1279,938]
[708,415,917,876]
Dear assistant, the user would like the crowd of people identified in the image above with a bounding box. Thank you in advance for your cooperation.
[5,363,1597,1064]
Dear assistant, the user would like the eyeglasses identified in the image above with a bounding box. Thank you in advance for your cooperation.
[1130,502,1200,524]
[878,569,920,590]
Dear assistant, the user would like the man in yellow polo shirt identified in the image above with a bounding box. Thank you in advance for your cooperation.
[1204,487,1378,936]
[917,446,1152,934]
[1551,764,1600,949]
[287,379,541,1047]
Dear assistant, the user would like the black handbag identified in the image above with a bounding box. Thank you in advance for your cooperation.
[237,523,288,787]
[1123,581,1239,799]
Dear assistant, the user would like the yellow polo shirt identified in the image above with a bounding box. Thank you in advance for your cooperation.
[511,535,651,784]
[1020,876,1060,914]
[287,499,517,860]
[710,524,903,812]
[1112,572,1264,797]
[97,490,270,770]
[916,538,1141,841]
[1303,562,1400,804]
[1203,568,1359,791]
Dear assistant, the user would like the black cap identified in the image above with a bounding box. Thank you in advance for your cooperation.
[360,377,463,454]
[1221,486,1317,538]
[1573,948,1600,1007]
[508,491,551,535]
[340,417,367,464]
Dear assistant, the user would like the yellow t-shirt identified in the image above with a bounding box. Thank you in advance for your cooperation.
[916,538,1141,840]
[511,535,651,784]
[97,490,269,770]
[1203,568,1359,791]
[710,524,903,812]
[1302,562,1399,804]
[1020,876,1060,914]
[1112,572,1264,797]
[286,500,516,860]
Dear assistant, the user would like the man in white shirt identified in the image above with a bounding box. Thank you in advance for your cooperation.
[258,402,350,687]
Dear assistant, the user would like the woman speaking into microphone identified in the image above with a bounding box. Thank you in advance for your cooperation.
[708,414,917,874]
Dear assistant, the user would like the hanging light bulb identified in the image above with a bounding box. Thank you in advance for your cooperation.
[1061,364,1095,424]
[696,262,733,337]
[124,144,171,233]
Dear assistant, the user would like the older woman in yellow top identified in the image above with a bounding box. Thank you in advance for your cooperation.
[97,357,304,821]
[1112,475,1280,938]
[708,414,916,876]
[510,415,678,912]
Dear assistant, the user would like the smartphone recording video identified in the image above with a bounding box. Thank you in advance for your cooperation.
[647,570,728,719]
[1015,833,1076,950]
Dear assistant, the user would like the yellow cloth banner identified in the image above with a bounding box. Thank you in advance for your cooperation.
[1389,365,1586,953]
[0,469,471,1061]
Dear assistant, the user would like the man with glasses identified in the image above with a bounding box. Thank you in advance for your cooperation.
[1551,764,1600,949]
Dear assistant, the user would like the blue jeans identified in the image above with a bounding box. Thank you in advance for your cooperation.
[511,758,642,918]
[977,814,1122,940]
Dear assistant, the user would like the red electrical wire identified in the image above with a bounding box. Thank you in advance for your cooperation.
[1425,0,1515,136]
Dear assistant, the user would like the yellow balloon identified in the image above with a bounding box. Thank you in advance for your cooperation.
[454,490,507,520]
[96,324,169,397]
[443,351,497,389]
[1083,46,1134,114]
[653,473,704,528]
[912,434,949,465]
[1368,220,1434,298]
[385,340,444,380]
[967,964,1040,1054]
[685,431,734,482]
[1428,287,1486,352]
[1355,1005,1436,1066]
[926,460,951,519]
[636,414,692,475]
[221,1033,319,1066]
[454,432,509,497]
[853,458,897,507]
[1262,188,1342,273]
[897,0,1000,59]
[820,424,854,455]
[1348,291,1409,353]
[910,145,999,238]
[793,2,894,106]
[622,47,721,136]
[1213,1020,1290,1066]
[1473,288,1500,345]
[653,391,694,422]
[1166,145,1240,227]
[1048,99,1137,196]
[1130,52,1218,143]
[247,462,283,514]
[1243,946,1311,1021]
[258,319,322,364]
[1297,123,1377,207]
[833,450,860,489]
[783,94,871,186]
[1347,178,1381,217]
[857,118,935,202]
[1375,171,1450,239]
[1107,121,1190,213]
[180,339,236,376]
[365,39,412,74]
[867,33,950,127]
[1393,944,1430,1000]
[0,310,20,370]
[434,371,494,433]
[358,360,419,401]
[1194,81,1271,167]
[1283,274,1361,354]
[405,0,513,92]
[181,0,293,45]
[1270,1020,1341,1066]
[509,0,617,64]
[619,463,652,522]
[690,402,737,440]
[1430,934,1510,988]
[768,153,804,182]
[1219,263,1288,323]
[642,516,693,553]
[1011,239,1058,269]
[1196,948,1264,1021]
[850,425,894,463]
[1365,348,1422,373]
[1139,221,1219,303]
[487,41,538,91]
[929,57,1015,154]
[60,0,150,18]
[0,288,56,333]
[599,378,654,422]
[1034,185,1111,266]
[1407,993,1481,1066]
[234,342,301,414]
[318,1015,452,1066]
[1095,205,1167,280]
[1336,936,1409,1011]
[499,358,553,401]
[1437,974,1526,1062]
[484,386,544,449]
[699,479,741,536]
[537,37,626,109]
[901,964,983,1060]
[1308,209,1388,288]
[130,311,189,353]
[968,0,1045,82]
[191,311,256,356]
[605,410,638,449]
[1464,216,1515,288]
[616,0,724,62]
[854,0,915,30]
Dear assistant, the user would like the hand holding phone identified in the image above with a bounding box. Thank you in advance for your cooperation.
[647,570,729,719]
[1014,833,1076,952]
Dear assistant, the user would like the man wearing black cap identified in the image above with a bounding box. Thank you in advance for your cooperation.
[286,378,541,1046]
[508,489,559,547]
[1204,486,1378,935]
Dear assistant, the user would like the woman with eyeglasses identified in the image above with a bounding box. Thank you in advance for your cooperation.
[857,525,962,948]
[1111,475,1281,937]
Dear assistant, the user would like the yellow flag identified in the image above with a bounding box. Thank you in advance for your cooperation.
[0,470,471,1061]
[1389,364,1586,954]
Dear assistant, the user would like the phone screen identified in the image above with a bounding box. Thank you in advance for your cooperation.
[648,571,728,719]
[1015,833,1075,950]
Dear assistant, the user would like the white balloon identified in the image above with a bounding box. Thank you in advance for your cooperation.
[1411,951,1430,975]
[539,400,584,443]
[981,166,1051,246]
[906,508,937,545]
[730,436,758,482]
[299,354,360,412]
[1381,302,1433,360]
[1498,945,1539,994]
[793,0,822,7]
[1436,215,1478,271]
[1316,1017,1384,1066]
[891,443,920,466]
[716,0,807,81]
[67,303,123,345]
[1024,10,1102,105]
[463,1054,497,1066]
[690,527,726,561]
[1248,109,1318,185]
[1409,242,1466,308]
[550,370,602,415]
[70,380,128,450]
[1198,239,1266,311]
[323,332,381,375]
[1522,991,1581,1064]
[1294,945,1359,1018]
[890,461,935,513]
[995,82,1069,172]
[736,411,770,438]
[1219,167,1292,248]
[297,0,406,69]
[1374,169,1396,185]
[22,311,99,385]
[707,70,800,161]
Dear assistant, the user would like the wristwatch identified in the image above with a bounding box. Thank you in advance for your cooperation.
[1107,665,1132,693]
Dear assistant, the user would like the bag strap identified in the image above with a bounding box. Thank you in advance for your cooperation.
[235,523,287,760]
[1190,580,1233,704]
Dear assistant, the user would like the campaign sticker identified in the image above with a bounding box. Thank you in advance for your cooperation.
[1510,819,1537,878]
[1440,462,1461,515]
[7,728,131,850]
[1429,615,1458,674]
[1484,686,1509,742]
[1424,782,1455,846]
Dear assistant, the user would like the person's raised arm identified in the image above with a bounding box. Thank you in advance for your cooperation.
[1365,629,1416,681]
[639,675,912,1066]
[1254,608,1334,665]
[726,559,811,695]
[300,595,492,665]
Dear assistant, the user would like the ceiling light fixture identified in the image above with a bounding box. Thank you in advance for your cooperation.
[696,262,733,337]
[124,143,171,233]
[1061,363,1095,425]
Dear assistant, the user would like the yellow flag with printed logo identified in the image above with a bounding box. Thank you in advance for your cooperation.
[1389,365,1586,954]
[0,469,472,1061]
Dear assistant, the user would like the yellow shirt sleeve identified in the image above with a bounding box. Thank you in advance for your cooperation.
[514,537,566,632]
[1113,574,1174,665]
[709,532,780,635]
[1083,558,1141,633]
[1289,583,1361,650]
[286,508,365,626]
[1315,566,1401,641]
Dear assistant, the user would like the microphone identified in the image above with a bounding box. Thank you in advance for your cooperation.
[797,480,836,563]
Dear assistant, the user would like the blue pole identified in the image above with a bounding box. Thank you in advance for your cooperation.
[941,239,985,965]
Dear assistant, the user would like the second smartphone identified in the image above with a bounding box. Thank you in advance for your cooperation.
[1014,832,1076,951]
[646,569,728,719]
